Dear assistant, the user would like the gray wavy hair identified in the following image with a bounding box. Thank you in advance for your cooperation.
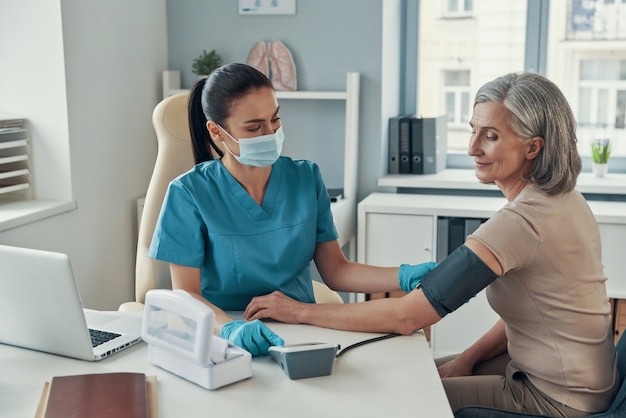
[474,72,582,194]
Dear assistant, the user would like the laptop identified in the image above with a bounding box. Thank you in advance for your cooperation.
[0,245,143,361]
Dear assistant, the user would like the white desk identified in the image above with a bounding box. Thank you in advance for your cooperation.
[0,318,453,418]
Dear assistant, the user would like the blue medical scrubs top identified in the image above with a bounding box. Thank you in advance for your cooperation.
[148,157,338,311]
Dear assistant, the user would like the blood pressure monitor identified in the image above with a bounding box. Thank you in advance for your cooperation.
[142,289,252,389]
[269,341,339,379]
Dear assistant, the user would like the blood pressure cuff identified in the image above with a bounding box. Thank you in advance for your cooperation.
[419,244,499,318]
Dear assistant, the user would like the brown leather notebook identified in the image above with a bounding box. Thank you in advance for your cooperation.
[36,372,156,418]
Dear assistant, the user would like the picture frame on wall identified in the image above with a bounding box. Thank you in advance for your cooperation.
[238,0,296,15]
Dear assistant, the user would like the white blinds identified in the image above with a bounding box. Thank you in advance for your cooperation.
[0,117,31,201]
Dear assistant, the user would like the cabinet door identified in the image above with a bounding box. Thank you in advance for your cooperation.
[430,290,500,358]
[599,223,626,298]
[362,213,434,265]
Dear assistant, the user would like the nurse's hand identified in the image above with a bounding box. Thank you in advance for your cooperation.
[398,261,438,293]
[219,319,284,357]
[244,291,305,324]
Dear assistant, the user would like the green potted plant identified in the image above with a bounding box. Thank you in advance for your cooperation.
[591,138,612,177]
[192,49,223,78]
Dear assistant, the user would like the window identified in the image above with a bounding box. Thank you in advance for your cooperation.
[549,0,626,158]
[443,0,474,17]
[416,0,626,163]
[418,0,527,153]
[443,70,471,128]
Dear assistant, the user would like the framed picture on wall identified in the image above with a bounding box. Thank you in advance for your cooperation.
[238,0,296,15]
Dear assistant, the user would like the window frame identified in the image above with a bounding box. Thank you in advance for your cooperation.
[411,0,625,172]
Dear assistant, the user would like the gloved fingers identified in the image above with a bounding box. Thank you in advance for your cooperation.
[219,319,245,340]
[249,338,271,357]
[218,319,283,356]
[255,321,285,346]
[268,333,285,346]
[416,261,438,275]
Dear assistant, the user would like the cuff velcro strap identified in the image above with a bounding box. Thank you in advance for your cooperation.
[420,245,498,318]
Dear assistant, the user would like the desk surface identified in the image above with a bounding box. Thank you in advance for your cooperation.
[1,318,453,418]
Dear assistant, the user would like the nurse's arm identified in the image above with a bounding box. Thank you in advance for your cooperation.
[169,263,236,334]
[248,237,502,333]
[246,287,442,335]
[313,240,402,293]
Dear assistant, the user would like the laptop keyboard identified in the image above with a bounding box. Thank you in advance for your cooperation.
[89,328,121,347]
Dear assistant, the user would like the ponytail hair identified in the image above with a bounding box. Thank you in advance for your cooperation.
[187,63,274,164]
[188,78,220,164]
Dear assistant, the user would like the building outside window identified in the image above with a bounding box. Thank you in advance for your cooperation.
[443,0,474,17]
[417,0,527,153]
[443,70,471,128]
[418,0,626,160]
[550,0,626,157]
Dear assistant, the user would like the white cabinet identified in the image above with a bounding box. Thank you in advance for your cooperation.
[358,192,626,357]
[162,71,360,254]
[362,213,433,266]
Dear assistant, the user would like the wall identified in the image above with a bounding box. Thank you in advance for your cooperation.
[0,0,168,309]
[166,0,396,200]
[0,1,71,200]
[0,0,401,309]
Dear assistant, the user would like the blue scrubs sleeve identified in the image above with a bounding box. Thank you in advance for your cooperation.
[148,180,206,267]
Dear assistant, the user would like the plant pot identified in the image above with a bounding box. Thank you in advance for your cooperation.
[592,162,608,177]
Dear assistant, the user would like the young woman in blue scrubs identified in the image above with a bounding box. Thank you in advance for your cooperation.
[149,63,434,356]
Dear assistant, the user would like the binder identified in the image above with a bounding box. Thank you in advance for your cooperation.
[410,117,423,174]
[398,115,412,174]
[388,114,413,174]
[421,115,448,174]
[388,116,400,174]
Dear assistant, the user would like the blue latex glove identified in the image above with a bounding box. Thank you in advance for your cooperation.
[398,261,438,293]
[219,319,284,357]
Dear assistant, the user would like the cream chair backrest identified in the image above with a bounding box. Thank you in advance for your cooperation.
[128,92,343,308]
[135,93,194,303]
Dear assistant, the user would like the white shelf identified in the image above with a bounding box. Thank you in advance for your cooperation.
[0,126,31,201]
[0,183,29,195]
[162,71,361,255]
[379,168,626,195]
[0,168,29,180]
[275,91,347,100]
[0,155,28,165]
[0,199,77,232]
[0,139,28,149]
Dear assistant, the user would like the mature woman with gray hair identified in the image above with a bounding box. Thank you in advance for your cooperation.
[245,72,619,416]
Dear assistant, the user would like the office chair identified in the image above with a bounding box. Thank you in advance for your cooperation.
[119,93,342,311]
[454,333,626,418]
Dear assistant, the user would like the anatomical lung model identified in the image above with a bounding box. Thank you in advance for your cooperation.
[246,40,297,91]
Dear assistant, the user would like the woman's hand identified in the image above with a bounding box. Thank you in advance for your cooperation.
[437,356,475,378]
[243,291,307,324]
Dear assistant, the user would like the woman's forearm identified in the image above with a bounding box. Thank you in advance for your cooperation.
[456,319,507,365]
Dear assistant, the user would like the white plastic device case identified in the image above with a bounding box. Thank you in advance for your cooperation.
[142,289,251,389]
[268,342,339,379]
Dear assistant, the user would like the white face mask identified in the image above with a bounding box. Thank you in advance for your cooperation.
[220,125,285,167]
